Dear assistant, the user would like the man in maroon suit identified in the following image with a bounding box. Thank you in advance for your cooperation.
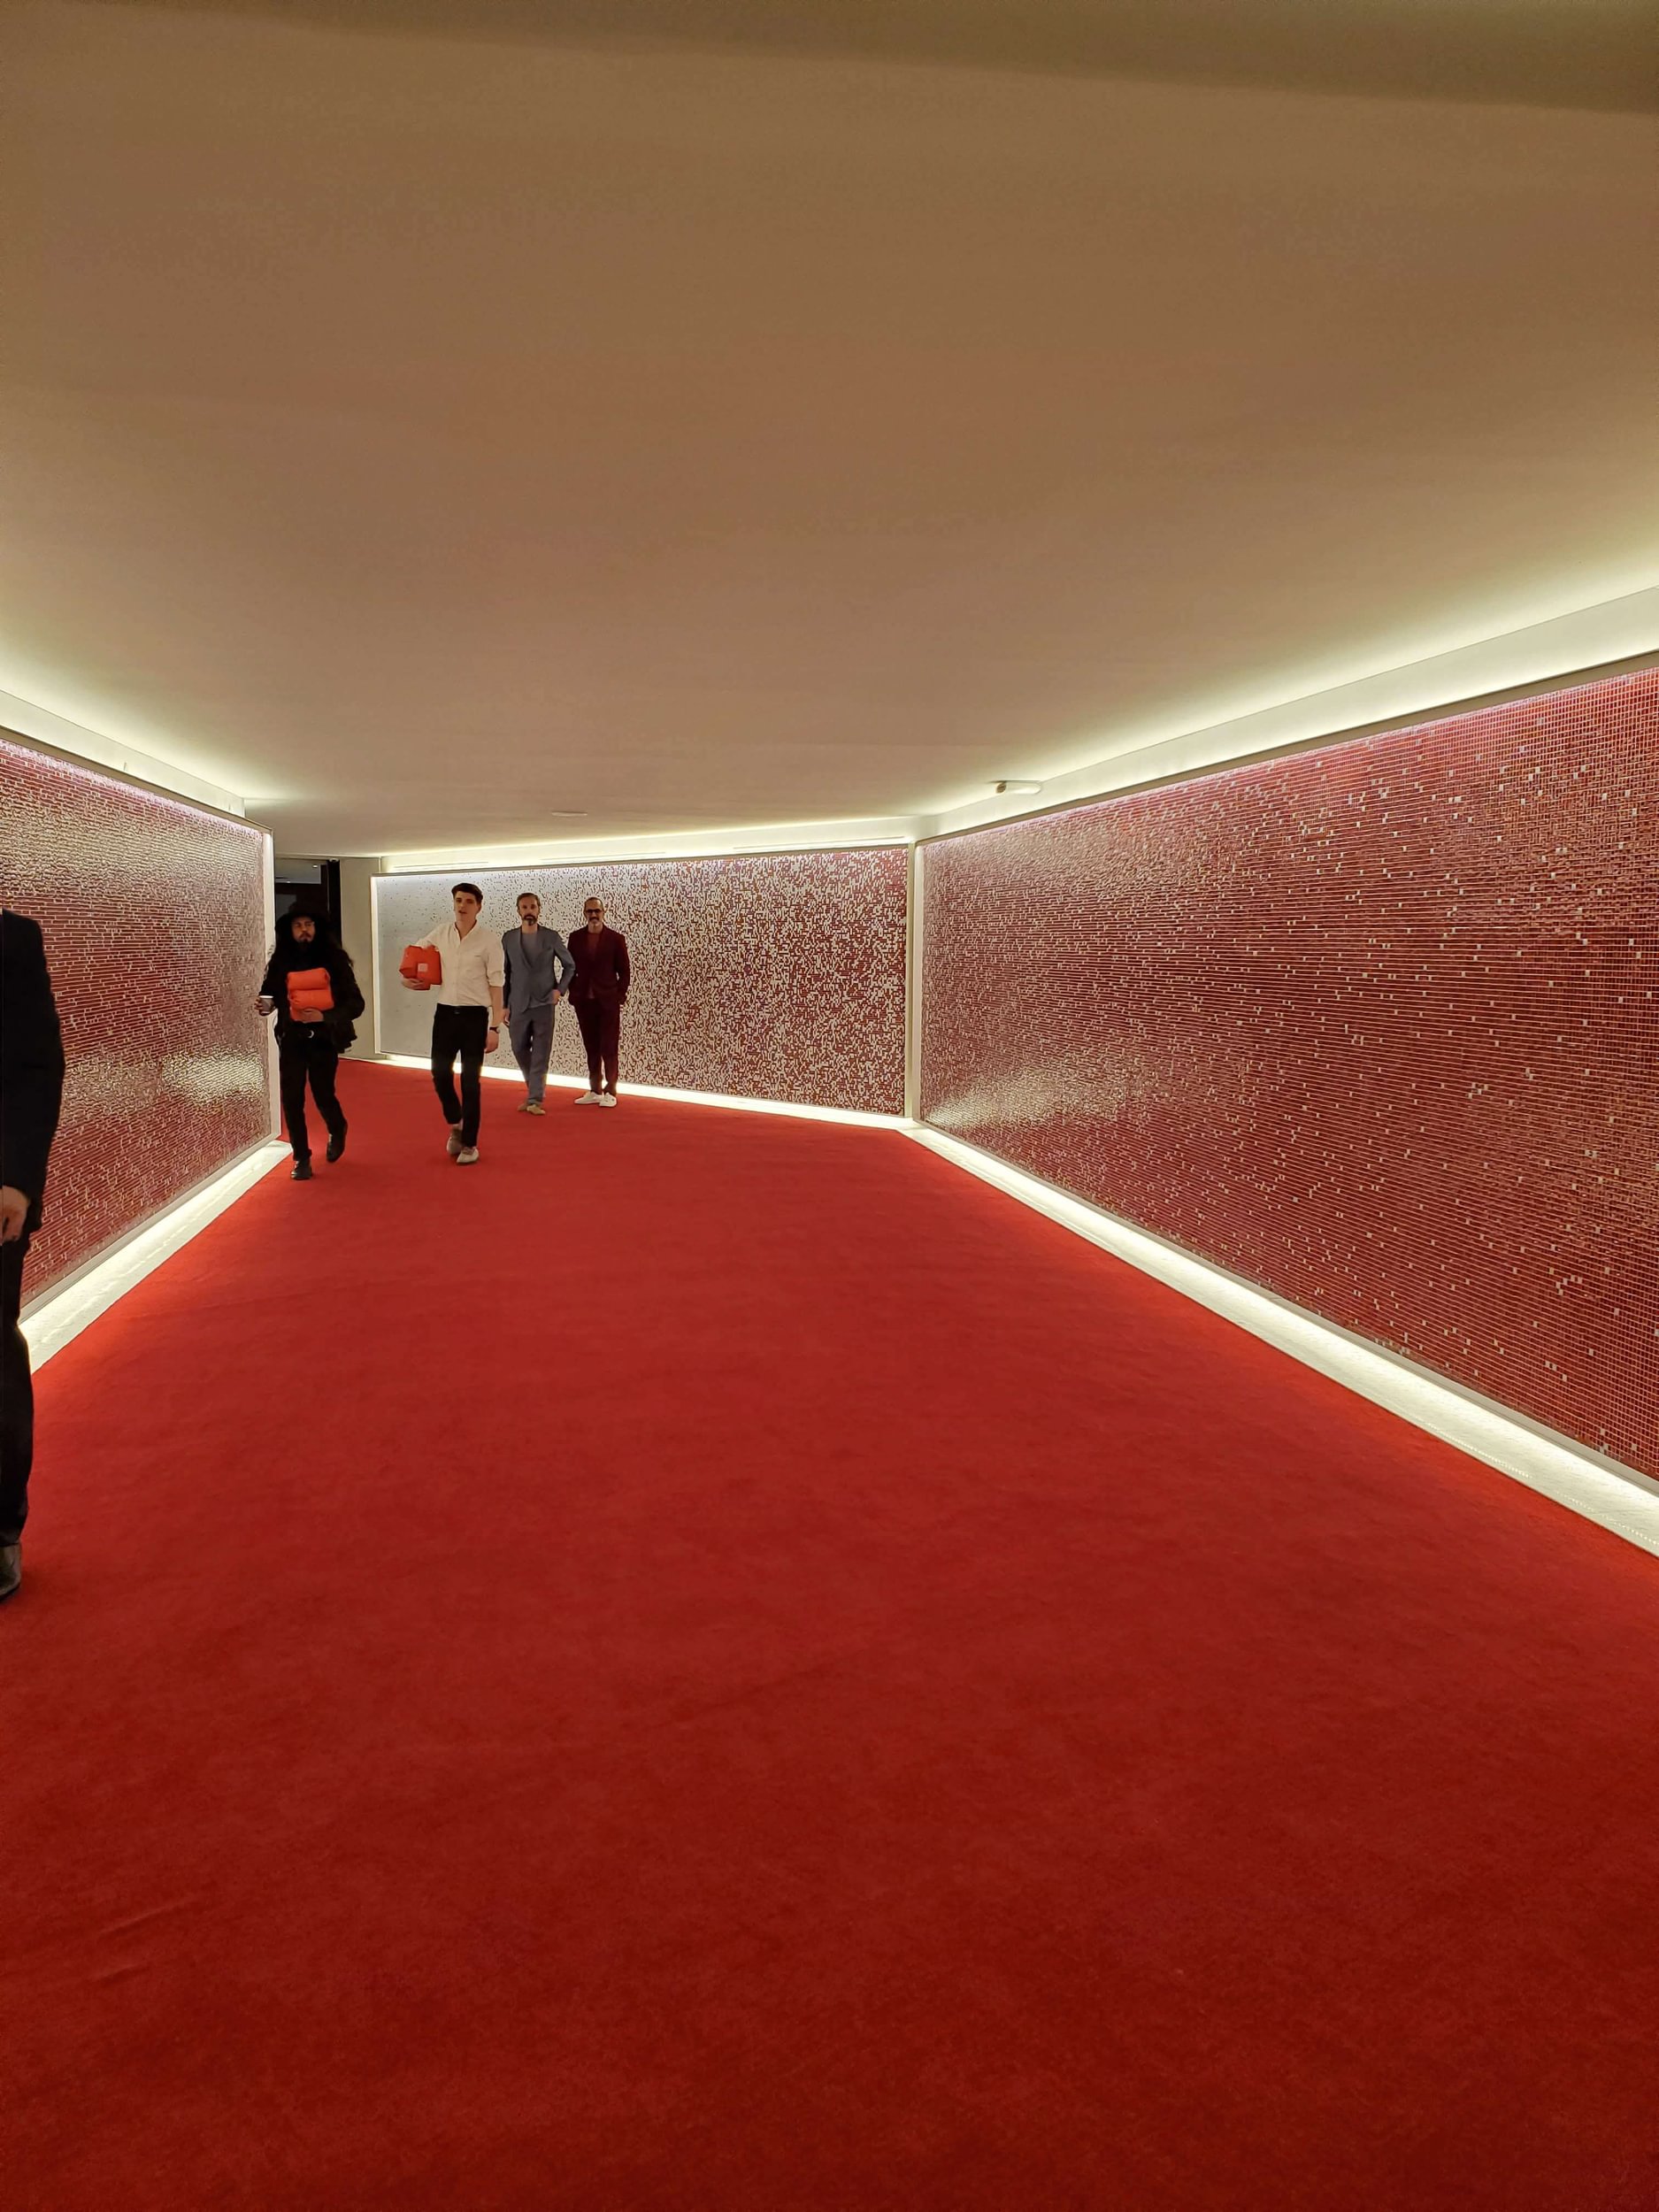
[567,897,630,1108]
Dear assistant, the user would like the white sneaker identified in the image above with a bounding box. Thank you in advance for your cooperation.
[598,1092,619,1108]
[445,1126,464,1156]
[456,1146,480,1165]
[575,1091,603,1105]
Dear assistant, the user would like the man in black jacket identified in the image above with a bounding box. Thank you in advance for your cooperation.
[2,908,66,1601]
[256,905,365,1181]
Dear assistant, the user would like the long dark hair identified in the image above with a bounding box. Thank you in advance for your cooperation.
[271,905,353,980]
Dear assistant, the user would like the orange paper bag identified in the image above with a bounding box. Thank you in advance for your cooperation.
[399,944,442,988]
[286,966,334,1016]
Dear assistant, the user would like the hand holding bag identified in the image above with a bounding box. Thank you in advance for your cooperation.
[400,944,442,988]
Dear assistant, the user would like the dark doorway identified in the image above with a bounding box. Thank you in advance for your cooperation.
[273,858,342,939]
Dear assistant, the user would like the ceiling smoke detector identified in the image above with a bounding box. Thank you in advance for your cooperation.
[991,779,1043,797]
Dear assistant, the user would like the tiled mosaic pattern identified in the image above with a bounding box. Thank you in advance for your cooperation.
[375,849,909,1114]
[919,671,1659,1479]
[1,735,272,1299]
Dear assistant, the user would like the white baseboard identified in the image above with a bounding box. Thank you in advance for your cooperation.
[21,1142,290,1368]
[907,1126,1659,1562]
[19,1068,1652,1569]
[378,1054,904,1127]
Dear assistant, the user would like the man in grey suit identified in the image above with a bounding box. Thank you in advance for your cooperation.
[501,892,574,1116]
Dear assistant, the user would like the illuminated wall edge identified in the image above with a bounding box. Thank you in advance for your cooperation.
[260,831,280,1137]
[18,1054,1655,1563]
[926,589,1659,838]
[0,688,246,816]
[905,1128,1659,1563]
[378,823,916,872]
[21,1143,289,1347]
[380,1056,904,1126]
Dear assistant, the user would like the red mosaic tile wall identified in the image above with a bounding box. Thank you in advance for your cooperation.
[374,848,909,1115]
[2,734,273,1300]
[919,670,1659,1479]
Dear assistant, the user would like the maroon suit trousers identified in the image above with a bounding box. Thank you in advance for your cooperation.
[574,997,621,1092]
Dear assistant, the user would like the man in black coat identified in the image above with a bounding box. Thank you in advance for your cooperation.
[2,908,66,1601]
[257,904,365,1180]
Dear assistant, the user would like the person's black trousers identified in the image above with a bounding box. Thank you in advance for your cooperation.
[278,1036,346,1162]
[1,1233,34,1544]
[432,1003,490,1144]
[574,997,621,1093]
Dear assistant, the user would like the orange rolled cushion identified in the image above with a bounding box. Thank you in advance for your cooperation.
[399,943,442,988]
[287,966,334,1016]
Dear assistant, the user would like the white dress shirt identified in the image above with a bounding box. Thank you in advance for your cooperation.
[418,918,505,1009]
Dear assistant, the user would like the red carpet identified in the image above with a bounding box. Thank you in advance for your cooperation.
[5,1062,1658,2209]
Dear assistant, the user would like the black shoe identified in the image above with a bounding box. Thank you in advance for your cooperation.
[326,1127,346,1163]
[0,1543,19,1602]
[291,1158,314,1181]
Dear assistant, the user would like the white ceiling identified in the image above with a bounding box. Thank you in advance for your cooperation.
[4,0,1656,855]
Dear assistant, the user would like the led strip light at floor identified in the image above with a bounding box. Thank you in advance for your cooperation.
[906,1125,1659,1563]
[19,1076,1655,1563]
[21,1141,290,1369]
[378,1055,905,1128]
